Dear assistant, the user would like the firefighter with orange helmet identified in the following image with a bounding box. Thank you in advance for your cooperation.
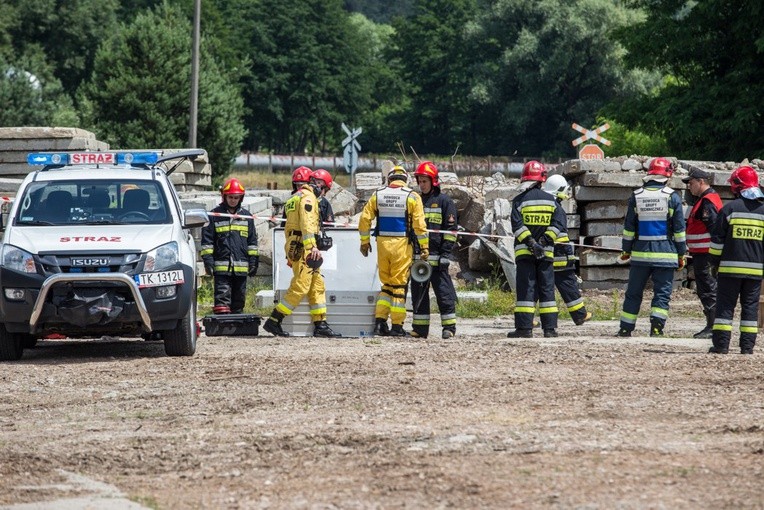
[359,165,428,336]
[411,161,458,339]
[708,165,764,354]
[506,161,567,338]
[264,167,341,337]
[200,178,259,314]
[617,157,686,337]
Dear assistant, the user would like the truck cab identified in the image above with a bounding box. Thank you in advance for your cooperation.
[0,150,209,360]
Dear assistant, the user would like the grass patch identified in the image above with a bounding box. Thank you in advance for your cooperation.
[198,275,274,317]
[225,169,351,191]
[129,495,160,509]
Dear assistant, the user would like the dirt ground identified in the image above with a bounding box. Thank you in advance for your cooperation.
[1,289,763,510]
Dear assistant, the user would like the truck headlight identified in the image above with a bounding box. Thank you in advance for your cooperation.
[1,244,36,273]
[145,242,179,272]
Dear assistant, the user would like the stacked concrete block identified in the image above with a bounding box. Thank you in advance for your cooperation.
[160,148,212,192]
[0,127,109,180]
[554,156,764,290]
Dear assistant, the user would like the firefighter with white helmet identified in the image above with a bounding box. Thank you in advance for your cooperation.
[264,167,341,337]
[507,161,567,338]
[708,165,764,354]
[359,165,429,336]
[542,174,591,326]
[617,157,686,337]
[200,178,259,314]
[411,161,459,339]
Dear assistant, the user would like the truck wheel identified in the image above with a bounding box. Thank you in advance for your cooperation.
[0,325,23,361]
[21,335,37,349]
[163,295,197,356]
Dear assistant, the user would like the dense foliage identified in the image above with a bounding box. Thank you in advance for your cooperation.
[0,0,761,165]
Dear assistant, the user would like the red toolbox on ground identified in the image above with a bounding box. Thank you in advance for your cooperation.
[202,314,261,337]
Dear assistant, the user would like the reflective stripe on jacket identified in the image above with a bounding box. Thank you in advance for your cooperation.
[709,196,764,279]
[686,189,722,253]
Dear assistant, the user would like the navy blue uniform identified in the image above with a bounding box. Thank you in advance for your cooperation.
[411,188,458,337]
[511,186,567,332]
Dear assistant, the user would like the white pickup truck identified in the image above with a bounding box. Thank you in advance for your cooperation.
[0,150,209,360]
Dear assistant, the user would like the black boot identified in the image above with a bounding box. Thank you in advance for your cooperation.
[649,318,664,337]
[263,310,290,337]
[616,328,632,337]
[543,329,558,338]
[708,346,729,354]
[313,321,341,337]
[388,324,408,337]
[693,311,713,339]
[507,329,532,338]
[372,319,390,336]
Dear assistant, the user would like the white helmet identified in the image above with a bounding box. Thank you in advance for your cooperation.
[542,174,570,199]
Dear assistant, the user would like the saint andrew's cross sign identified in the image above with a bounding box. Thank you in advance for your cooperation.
[571,123,611,147]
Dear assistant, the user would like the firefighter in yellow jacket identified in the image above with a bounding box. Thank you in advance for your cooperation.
[263,167,340,337]
[359,166,429,336]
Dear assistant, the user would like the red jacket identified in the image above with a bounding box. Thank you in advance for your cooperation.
[686,189,722,253]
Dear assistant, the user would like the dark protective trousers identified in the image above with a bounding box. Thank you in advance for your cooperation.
[712,276,759,353]
[554,270,588,324]
[619,265,674,332]
[214,274,248,313]
[411,265,457,337]
[515,258,557,330]
[692,252,718,318]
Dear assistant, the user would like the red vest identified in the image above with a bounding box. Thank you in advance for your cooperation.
[686,191,722,253]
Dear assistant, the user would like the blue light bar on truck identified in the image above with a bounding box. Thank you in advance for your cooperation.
[27,151,160,166]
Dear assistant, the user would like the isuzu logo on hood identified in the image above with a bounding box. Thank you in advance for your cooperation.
[60,236,122,242]
[71,257,110,266]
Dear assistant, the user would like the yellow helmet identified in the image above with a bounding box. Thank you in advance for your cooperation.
[388,165,409,184]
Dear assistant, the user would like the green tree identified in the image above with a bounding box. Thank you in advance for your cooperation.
[230,0,374,153]
[468,0,643,157]
[80,2,244,177]
[612,0,764,160]
[8,0,119,97]
[390,0,478,155]
[0,47,78,127]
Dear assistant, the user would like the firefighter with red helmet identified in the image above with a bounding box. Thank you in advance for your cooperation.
[411,161,459,339]
[359,165,428,336]
[617,157,686,337]
[708,165,764,354]
[506,161,567,338]
[312,168,335,226]
[200,178,259,314]
[264,167,340,337]
[682,167,722,338]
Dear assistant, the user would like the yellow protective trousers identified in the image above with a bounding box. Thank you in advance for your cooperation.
[275,254,327,321]
[375,236,413,325]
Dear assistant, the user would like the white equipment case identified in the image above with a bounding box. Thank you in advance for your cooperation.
[272,227,381,337]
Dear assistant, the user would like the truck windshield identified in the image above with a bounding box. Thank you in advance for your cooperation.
[14,180,171,226]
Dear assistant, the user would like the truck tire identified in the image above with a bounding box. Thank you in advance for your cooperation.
[163,292,197,357]
[21,335,37,349]
[0,325,24,361]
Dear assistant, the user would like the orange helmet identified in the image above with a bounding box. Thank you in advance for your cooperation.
[292,166,313,183]
[729,165,759,194]
[312,169,333,189]
[415,161,439,187]
[521,161,547,182]
[647,157,674,178]
[221,178,245,196]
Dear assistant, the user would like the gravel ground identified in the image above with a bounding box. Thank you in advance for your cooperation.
[1,291,763,509]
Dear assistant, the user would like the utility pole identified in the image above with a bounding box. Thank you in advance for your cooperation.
[188,0,201,148]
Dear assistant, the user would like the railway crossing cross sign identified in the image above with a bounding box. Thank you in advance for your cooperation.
[571,122,611,147]
[341,123,362,174]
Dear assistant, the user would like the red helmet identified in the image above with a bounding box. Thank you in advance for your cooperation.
[729,165,759,194]
[648,157,674,178]
[521,161,547,182]
[414,161,439,187]
[312,169,333,189]
[221,178,245,196]
[292,166,313,183]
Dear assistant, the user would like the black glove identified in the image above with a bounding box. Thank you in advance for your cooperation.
[439,256,451,268]
[248,260,259,277]
[527,238,546,260]
[204,263,214,276]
